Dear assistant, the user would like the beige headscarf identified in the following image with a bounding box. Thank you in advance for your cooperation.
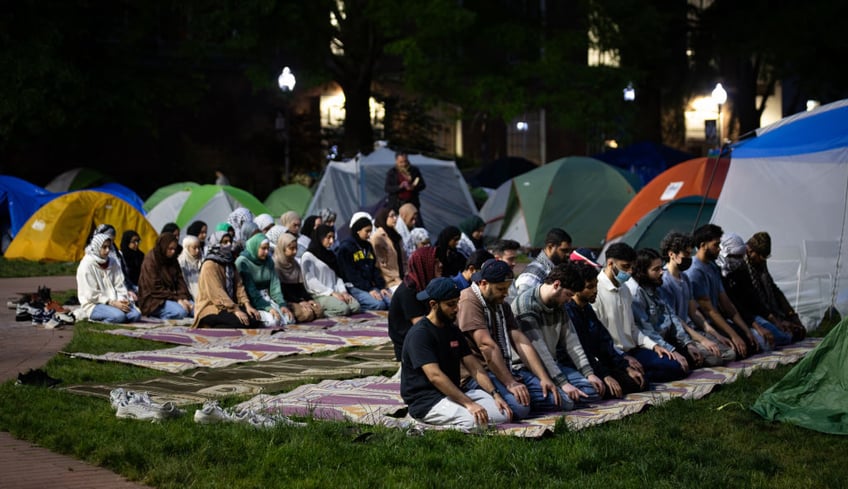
[398,203,418,227]
[280,211,301,234]
[273,232,303,284]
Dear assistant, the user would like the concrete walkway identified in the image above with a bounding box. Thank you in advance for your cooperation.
[0,276,152,489]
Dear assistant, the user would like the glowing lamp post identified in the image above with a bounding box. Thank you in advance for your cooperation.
[277,67,296,182]
[711,83,727,146]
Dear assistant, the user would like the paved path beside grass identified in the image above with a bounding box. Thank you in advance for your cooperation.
[0,276,152,489]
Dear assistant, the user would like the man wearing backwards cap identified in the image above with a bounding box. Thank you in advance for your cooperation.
[401,277,512,430]
[457,259,563,420]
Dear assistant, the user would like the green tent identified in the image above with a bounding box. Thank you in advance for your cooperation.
[478,156,636,248]
[145,184,270,231]
[612,196,715,251]
[143,182,200,212]
[263,184,313,217]
[751,319,848,435]
[45,167,111,192]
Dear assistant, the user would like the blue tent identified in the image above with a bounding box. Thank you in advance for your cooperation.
[593,141,694,187]
[712,98,848,325]
[0,176,55,239]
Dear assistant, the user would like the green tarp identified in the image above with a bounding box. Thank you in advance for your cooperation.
[751,319,848,435]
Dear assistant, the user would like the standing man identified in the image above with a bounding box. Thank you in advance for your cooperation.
[513,263,604,406]
[511,228,572,299]
[402,277,511,430]
[457,259,563,420]
[385,151,426,227]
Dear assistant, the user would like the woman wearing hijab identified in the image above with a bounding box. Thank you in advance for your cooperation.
[274,233,325,322]
[297,215,321,258]
[409,227,431,251]
[370,208,407,292]
[301,225,361,316]
[396,203,418,256]
[318,208,337,230]
[186,221,208,257]
[265,225,287,253]
[178,235,203,300]
[75,233,142,323]
[280,210,302,237]
[457,215,486,258]
[120,230,145,293]
[236,233,294,326]
[137,233,194,319]
[192,241,264,329]
[435,225,465,278]
[336,212,391,310]
[387,246,442,359]
[227,207,254,245]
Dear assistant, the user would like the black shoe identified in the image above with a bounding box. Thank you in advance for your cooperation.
[38,285,52,302]
[15,368,62,388]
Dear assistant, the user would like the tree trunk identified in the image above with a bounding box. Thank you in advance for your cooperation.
[339,76,375,157]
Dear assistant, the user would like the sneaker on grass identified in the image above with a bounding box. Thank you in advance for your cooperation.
[115,400,182,421]
[194,401,234,424]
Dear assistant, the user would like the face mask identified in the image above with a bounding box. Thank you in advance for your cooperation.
[726,257,744,272]
[613,266,631,284]
[678,256,693,271]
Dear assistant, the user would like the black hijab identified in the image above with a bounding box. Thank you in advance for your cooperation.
[308,224,342,277]
[436,225,464,277]
[120,230,144,285]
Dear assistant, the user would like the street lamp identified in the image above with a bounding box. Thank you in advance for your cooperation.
[711,83,727,146]
[277,67,296,182]
[623,82,635,102]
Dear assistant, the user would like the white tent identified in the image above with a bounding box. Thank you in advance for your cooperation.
[711,99,848,327]
[306,146,477,237]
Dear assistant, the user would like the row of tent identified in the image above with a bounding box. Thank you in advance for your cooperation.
[4,99,848,327]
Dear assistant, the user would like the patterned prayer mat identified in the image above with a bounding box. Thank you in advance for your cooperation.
[233,338,822,438]
[69,312,390,373]
[61,344,399,406]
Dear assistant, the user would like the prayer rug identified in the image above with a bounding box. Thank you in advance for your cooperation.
[233,338,821,438]
[68,312,391,373]
[61,344,398,406]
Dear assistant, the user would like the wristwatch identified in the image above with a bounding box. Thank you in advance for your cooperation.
[488,387,501,398]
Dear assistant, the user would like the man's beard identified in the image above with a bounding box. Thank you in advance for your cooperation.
[435,305,456,325]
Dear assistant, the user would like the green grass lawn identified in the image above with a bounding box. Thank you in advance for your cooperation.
[0,257,78,277]
[1,318,845,488]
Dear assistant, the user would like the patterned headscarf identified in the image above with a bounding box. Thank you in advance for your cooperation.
[318,208,337,226]
[227,207,254,242]
[404,246,440,292]
[265,225,287,251]
[86,233,112,265]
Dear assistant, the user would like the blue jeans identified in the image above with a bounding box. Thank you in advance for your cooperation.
[348,287,390,311]
[466,368,564,420]
[754,316,793,349]
[151,300,192,320]
[557,364,602,404]
[629,347,688,384]
[90,304,142,324]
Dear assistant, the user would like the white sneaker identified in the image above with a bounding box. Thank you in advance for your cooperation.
[109,388,128,409]
[194,401,233,424]
[115,401,169,421]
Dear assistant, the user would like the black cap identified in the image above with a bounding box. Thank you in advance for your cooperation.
[416,277,461,301]
[470,259,513,283]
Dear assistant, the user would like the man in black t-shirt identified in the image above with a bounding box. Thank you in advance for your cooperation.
[401,277,512,430]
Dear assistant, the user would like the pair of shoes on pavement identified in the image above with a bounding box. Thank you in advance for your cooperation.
[194,400,306,429]
[109,388,183,421]
[16,368,62,387]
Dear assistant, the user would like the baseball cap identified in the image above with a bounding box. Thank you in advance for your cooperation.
[416,277,461,301]
[470,259,513,283]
